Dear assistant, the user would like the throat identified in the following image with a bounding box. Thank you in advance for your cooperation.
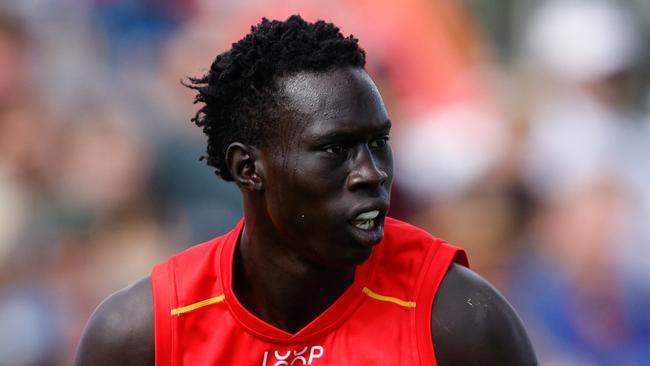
[232,238,355,334]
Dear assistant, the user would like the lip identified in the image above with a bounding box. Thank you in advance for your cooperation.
[346,200,389,247]
[347,215,386,248]
[348,200,389,221]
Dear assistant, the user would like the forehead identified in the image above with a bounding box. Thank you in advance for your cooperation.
[277,67,390,138]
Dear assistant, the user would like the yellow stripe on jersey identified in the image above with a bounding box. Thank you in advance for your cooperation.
[170,294,225,316]
[362,287,416,308]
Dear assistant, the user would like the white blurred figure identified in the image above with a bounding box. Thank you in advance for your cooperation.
[525,0,641,86]
[396,102,507,201]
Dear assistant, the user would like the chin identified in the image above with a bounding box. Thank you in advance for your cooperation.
[328,245,375,268]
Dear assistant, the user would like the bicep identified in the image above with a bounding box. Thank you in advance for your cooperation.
[73,276,154,366]
[431,264,538,366]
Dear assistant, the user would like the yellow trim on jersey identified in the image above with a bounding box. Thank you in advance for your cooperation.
[170,294,225,316]
[362,287,416,308]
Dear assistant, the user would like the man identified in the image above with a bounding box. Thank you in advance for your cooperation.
[74,15,537,365]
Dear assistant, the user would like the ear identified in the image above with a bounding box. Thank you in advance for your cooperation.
[225,142,264,191]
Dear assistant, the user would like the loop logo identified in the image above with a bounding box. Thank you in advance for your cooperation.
[261,345,324,366]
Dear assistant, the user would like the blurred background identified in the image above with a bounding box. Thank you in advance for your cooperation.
[0,0,649,364]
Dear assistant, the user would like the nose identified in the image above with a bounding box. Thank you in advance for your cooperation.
[346,146,389,192]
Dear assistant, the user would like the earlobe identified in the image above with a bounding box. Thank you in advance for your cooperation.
[225,143,264,191]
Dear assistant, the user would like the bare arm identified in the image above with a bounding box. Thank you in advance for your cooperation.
[73,276,154,366]
[431,264,538,366]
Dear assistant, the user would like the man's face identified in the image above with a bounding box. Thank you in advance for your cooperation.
[260,67,393,268]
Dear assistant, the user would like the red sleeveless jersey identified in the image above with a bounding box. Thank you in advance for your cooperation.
[152,217,468,366]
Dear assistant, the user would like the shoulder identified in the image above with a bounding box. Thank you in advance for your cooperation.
[73,276,154,366]
[431,264,538,366]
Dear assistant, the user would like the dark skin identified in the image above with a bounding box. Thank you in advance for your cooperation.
[74,67,537,365]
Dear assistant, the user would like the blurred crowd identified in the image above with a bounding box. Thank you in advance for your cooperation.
[0,0,649,365]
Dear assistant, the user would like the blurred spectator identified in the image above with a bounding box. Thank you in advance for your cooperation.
[520,0,650,283]
[508,1,650,364]
[509,178,650,365]
[0,12,28,111]
[0,286,70,365]
[1,0,649,364]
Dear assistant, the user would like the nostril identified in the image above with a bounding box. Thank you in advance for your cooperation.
[346,147,390,191]
[347,166,387,191]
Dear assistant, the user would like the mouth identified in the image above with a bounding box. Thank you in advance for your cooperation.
[351,210,380,230]
[347,204,388,247]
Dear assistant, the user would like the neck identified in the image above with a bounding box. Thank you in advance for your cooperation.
[232,217,355,334]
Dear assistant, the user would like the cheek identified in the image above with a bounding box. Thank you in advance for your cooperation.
[290,155,348,192]
[386,149,394,173]
[379,148,395,185]
[265,165,333,218]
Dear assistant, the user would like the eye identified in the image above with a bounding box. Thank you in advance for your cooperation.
[323,144,348,155]
[369,136,389,149]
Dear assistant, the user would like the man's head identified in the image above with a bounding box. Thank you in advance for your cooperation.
[189,15,393,267]
[187,15,366,181]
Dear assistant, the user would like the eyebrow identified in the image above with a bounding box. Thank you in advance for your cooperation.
[307,119,392,144]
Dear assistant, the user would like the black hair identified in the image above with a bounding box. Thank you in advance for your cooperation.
[186,14,366,181]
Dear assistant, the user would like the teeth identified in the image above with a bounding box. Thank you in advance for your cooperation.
[355,210,379,220]
[354,220,375,230]
[351,210,380,230]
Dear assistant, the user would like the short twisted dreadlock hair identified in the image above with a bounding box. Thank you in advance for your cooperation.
[186,15,366,181]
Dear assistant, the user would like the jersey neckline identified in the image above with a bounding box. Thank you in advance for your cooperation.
[219,219,381,344]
